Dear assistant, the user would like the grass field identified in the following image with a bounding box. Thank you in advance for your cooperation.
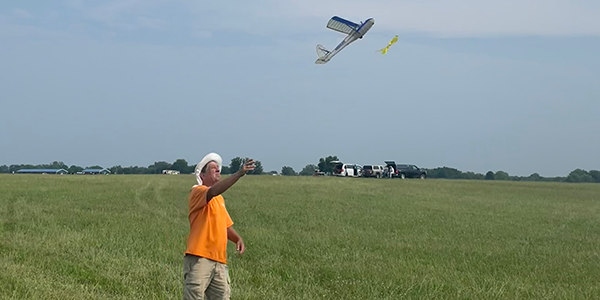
[1,174,599,299]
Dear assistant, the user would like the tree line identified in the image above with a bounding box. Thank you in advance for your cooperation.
[1,155,599,183]
[0,157,264,176]
[425,166,600,183]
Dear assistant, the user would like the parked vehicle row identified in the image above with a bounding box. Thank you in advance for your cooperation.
[329,161,427,179]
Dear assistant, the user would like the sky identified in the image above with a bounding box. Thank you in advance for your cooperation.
[1,0,599,177]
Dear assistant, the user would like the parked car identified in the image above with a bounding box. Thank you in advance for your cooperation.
[312,169,325,176]
[361,164,384,178]
[384,161,427,179]
[331,161,362,177]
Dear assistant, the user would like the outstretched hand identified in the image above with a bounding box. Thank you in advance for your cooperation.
[240,159,256,175]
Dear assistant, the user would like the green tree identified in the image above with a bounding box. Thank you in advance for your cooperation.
[229,157,243,173]
[125,166,149,174]
[494,171,510,181]
[229,157,263,175]
[463,171,484,180]
[485,171,495,180]
[221,166,231,175]
[588,170,600,183]
[566,169,594,183]
[317,155,339,174]
[299,164,317,176]
[120,166,133,174]
[249,160,264,175]
[44,161,69,170]
[147,161,171,174]
[527,173,541,181]
[281,166,296,176]
[68,165,84,174]
[107,165,122,174]
[0,165,8,173]
[171,159,189,173]
[427,166,463,179]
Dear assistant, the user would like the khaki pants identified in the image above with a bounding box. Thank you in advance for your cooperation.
[183,255,231,300]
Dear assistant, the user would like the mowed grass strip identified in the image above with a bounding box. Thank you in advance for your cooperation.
[1,174,599,299]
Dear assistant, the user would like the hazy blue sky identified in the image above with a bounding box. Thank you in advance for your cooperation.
[1,0,599,177]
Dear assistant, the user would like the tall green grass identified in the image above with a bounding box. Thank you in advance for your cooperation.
[1,174,599,299]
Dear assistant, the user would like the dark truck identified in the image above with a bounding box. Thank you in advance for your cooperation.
[384,161,427,179]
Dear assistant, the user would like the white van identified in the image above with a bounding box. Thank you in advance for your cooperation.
[331,161,362,177]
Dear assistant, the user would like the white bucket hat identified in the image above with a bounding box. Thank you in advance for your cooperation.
[194,152,223,186]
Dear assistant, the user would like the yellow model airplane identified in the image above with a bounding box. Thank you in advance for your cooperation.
[377,35,398,55]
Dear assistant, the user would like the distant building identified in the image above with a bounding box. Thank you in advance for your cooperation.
[81,169,111,175]
[16,169,68,175]
[162,170,180,175]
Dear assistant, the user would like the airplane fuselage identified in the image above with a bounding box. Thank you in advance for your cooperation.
[355,18,375,37]
[316,18,374,64]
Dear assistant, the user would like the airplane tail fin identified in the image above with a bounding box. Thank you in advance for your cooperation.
[316,44,329,58]
[377,47,388,55]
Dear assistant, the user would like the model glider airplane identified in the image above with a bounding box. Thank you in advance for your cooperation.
[315,16,375,64]
[377,35,398,55]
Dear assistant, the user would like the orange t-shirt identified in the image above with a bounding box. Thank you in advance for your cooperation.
[184,185,234,264]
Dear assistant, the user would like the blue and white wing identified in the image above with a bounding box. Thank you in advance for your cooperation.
[326,16,359,35]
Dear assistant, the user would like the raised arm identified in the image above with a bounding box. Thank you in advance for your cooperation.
[206,159,255,201]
